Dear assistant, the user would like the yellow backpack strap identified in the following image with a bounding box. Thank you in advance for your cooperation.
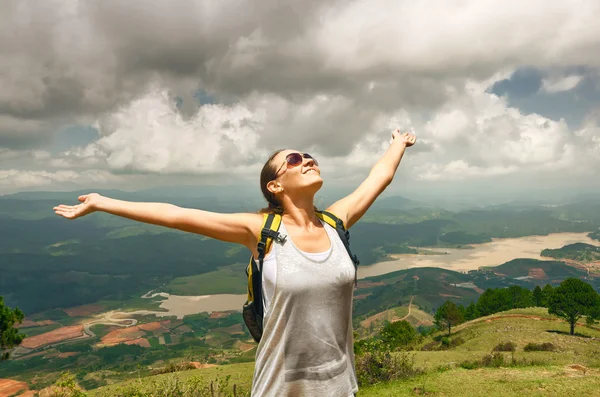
[317,210,359,285]
[245,213,284,312]
[316,210,344,230]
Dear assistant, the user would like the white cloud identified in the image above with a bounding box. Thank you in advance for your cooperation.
[1,0,600,195]
[542,75,583,93]
[0,169,121,189]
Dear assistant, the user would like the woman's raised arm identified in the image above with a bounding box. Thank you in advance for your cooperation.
[54,193,263,250]
[327,130,416,229]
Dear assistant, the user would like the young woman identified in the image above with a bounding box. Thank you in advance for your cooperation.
[54,130,416,396]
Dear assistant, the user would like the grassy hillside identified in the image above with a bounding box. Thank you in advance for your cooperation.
[541,243,600,263]
[80,308,600,397]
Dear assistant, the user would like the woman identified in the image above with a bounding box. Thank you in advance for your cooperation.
[54,129,416,396]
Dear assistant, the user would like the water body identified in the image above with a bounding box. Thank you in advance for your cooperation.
[134,232,598,317]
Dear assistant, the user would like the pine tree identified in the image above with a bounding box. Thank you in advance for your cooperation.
[434,300,465,336]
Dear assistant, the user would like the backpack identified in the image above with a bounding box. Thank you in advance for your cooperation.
[242,210,360,343]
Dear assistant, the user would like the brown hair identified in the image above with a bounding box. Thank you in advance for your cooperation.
[259,149,285,214]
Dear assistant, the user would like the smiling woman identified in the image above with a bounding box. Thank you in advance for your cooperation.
[53,129,416,397]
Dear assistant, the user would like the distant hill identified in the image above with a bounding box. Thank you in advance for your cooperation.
[490,258,589,280]
[354,267,479,318]
[371,195,432,210]
[541,243,600,263]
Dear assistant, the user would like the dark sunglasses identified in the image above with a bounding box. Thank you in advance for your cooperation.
[273,152,318,179]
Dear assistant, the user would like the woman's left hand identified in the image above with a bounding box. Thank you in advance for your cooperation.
[392,129,416,147]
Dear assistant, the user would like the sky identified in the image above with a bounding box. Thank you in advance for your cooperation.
[1,0,599,204]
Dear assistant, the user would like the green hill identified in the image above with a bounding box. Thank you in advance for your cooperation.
[541,243,600,263]
[490,258,588,279]
[81,308,600,397]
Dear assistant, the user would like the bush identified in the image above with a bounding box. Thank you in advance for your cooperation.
[150,361,196,375]
[354,339,423,386]
[493,342,516,352]
[95,373,248,397]
[460,352,546,370]
[481,352,506,368]
[524,342,556,352]
[40,372,88,397]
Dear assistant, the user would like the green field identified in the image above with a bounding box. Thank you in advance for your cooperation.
[85,308,600,396]
[163,263,248,295]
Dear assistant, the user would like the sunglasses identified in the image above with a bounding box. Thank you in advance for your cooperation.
[273,152,318,179]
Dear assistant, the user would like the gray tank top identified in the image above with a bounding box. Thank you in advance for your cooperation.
[251,219,359,397]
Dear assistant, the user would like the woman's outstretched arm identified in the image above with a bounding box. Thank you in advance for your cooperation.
[54,193,263,250]
[327,129,416,229]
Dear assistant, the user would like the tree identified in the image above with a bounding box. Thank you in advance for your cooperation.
[533,285,544,307]
[1,296,26,360]
[380,320,418,350]
[464,302,480,321]
[507,285,534,308]
[434,300,465,336]
[542,284,554,307]
[548,278,599,335]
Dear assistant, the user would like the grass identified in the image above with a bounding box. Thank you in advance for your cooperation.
[89,362,255,396]
[360,366,600,396]
[413,308,600,370]
[164,263,248,295]
[148,337,160,348]
[47,308,600,396]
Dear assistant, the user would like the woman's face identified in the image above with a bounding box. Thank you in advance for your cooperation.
[269,149,323,197]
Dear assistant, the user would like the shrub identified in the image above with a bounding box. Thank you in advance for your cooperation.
[524,342,556,352]
[493,342,516,352]
[354,339,423,386]
[95,373,248,397]
[449,337,465,348]
[41,372,88,397]
[150,361,196,375]
[460,352,547,370]
[481,352,506,368]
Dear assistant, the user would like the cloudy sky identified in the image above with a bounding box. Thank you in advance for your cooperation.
[1,0,599,203]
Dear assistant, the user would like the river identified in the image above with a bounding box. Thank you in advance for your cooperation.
[130,232,599,318]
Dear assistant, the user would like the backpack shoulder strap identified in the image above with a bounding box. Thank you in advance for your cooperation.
[257,213,284,264]
[316,210,360,285]
[245,213,284,319]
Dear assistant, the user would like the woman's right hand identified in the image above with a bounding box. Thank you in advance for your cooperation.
[54,193,102,220]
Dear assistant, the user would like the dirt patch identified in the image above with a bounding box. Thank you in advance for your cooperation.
[354,293,372,301]
[0,378,29,397]
[139,320,170,333]
[124,338,151,348]
[528,268,548,279]
[100,321,168,346]
[100,327,147,346]
[17,319,55,328]
[189,362,218,369]
[209,311,233,319]
[21,325,84,349]
[64,304,105,317]
[237,342,255,352]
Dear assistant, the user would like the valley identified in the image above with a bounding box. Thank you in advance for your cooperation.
[2,192,600,393]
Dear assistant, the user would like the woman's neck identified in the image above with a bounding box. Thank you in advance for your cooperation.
[280,195,319,229]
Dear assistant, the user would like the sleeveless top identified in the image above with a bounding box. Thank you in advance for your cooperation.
[251,220,359,397]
